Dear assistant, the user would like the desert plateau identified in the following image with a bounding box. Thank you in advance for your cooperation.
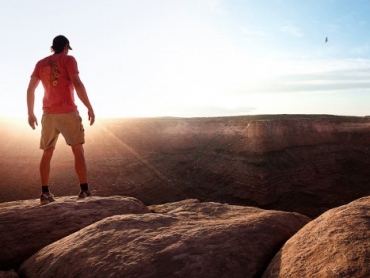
[2,114,370,277]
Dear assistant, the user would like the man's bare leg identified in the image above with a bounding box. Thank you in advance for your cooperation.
[40,147,54,185]
[71,144,91,198]
[40,147,56,204]
[71,144,87,184]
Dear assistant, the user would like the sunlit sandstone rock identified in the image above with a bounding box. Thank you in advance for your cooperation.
[19,199,310,278]
[263,196,370,278]
[0,196,149,270]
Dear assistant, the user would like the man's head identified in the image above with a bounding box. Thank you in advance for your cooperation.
[51,35,72,54]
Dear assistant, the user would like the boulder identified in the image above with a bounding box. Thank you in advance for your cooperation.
[0,196,149,270]
[0,270,18,278]
[19,199,310,278]
[263,196,370,277]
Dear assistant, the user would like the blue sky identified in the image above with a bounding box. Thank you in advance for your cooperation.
[1,0,370,119]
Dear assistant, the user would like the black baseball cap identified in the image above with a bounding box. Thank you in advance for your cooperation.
[52,35,72,50]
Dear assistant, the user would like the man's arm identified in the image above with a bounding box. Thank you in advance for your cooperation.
[27,77,40,130]
[70,74,95,125]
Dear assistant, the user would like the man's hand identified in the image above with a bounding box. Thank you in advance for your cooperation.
[27,77,40,130]
[28,114,38,130]
[69,74,95,126]
[88,109,95,126]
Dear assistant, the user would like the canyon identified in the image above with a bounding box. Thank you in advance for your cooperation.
[2,115,370,218]
[2,115,370,277]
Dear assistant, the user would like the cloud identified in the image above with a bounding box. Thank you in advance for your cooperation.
[176,106,257,117]
[255,67,370,94]
[359,20,367,26]
[280,25,303,37]
[241,27,266,37]
[197,0,226,14]
[351,44,370,55]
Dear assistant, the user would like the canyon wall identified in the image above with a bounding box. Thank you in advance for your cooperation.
[2,115,370,218]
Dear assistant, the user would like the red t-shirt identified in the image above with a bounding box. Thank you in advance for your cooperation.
[31,54,79,114]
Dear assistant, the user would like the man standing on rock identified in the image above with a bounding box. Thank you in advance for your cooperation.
[26,35,95,205]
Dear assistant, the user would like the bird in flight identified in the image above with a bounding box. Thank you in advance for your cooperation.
[325,37,328,43]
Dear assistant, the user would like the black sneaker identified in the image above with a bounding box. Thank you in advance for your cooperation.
[40,192,55,205]
[78,190,91,199]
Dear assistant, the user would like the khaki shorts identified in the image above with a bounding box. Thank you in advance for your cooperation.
[40,111,85,150]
